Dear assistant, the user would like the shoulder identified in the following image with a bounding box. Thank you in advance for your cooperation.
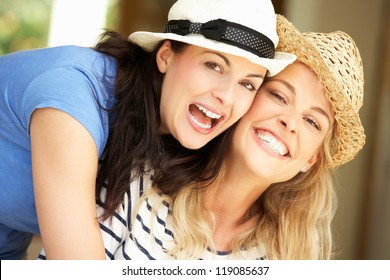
[52,45,116,71]
[1,45,105,64]
[137,188,171,225]
[98,172,155,227]
[0,45,116,78]
[99,172,157,259]
[117,188,175,260]
[132,188,174,241]
[1,45,116,96]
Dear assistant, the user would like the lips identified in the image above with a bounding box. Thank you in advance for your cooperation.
[189,104,223,130]
[255,129,290,157]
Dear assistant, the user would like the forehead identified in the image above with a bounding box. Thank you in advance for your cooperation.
[267,62,335,119]
[274,62,318,82]
[272,63,325,98]
[179,45,268,77]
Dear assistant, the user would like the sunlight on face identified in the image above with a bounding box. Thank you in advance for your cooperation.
[229,62,334,184]
[157,41,267,149]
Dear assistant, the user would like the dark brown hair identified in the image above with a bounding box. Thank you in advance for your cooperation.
[153,124,237,196]
[94,30,233,219]
[95,31,185,219]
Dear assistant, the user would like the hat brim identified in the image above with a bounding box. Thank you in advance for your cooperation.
[129,31,296,77]
[276,15,365,166]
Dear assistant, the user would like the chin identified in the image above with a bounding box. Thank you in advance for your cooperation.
[178,137,207,150]
[182,141,206,150]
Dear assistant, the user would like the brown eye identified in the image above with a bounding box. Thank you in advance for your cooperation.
[205,62,223,73]
[240,81,256,92]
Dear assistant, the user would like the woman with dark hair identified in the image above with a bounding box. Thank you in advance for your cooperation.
[0,0,294,259]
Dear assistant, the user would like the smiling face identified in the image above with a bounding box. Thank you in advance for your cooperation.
[229,62,334,184]
[156,41,267,149]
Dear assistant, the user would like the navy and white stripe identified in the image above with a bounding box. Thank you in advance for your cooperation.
[39,172,266,260]
[99,173,266,260]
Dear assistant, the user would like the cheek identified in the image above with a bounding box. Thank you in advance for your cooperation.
[164,54,196,84]
[242,94,271,120]
[232,94,256,121]
[298,135,323,163]
[160,60,193,103]
[165,60,207,96]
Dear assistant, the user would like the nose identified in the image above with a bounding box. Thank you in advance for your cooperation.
[211,83,235,106]
[279,115,298,134]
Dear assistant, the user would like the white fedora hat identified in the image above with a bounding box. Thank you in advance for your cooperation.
[129,0,296,76]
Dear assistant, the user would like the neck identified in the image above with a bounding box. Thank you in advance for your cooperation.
[203,169,268,251]
[205,164,269,227]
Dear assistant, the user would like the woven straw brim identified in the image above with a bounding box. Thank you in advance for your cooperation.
[276,15,365,166]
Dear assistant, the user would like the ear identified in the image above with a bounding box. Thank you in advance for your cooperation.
[156,40,173,73]
[300,153,319,173]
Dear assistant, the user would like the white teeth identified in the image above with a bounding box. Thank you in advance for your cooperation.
[256,132,288,156]
[190,115,212,129]
[190,104,221,130]
[196,104,221,119]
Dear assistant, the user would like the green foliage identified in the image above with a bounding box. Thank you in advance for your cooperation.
[0,0,52,54]
[106,0,119,30]
[0,0,119,55]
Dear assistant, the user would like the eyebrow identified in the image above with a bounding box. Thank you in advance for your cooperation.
[268,78,296,95]
[267,78,332,123]
[311,107,332,125]
[247,73,265,80]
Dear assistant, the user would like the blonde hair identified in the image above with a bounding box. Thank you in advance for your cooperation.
[135,130,337,259]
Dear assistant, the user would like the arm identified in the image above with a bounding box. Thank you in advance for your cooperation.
[30,108,105,259]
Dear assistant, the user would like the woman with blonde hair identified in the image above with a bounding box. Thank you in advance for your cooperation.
[95,15,365,260]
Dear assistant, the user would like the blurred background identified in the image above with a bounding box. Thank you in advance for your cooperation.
[1,0,388,260]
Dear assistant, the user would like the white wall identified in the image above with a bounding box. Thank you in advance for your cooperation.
[48,0,109,47]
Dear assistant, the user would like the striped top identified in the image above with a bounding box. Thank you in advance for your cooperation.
[39,173,266,260]
[98,174,267,260]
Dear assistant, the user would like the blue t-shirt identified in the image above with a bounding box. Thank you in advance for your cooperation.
[0,45,117,259]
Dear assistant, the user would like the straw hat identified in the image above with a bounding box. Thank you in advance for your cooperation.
[276,15,365,166]
[129,0,296,76]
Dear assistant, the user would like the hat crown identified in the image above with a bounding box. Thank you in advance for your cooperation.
[303,31,364,114]
[129,3,296,78]
[168,0,278,47]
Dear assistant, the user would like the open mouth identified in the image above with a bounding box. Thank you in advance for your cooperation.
[189,104,223,130]
[255,130,290,157]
